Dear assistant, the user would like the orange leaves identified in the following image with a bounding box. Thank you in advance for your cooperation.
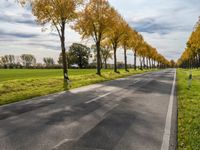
[20,0,83,26]
[19,0,170,69]
[74,0,115,42]
[178,17,200,67]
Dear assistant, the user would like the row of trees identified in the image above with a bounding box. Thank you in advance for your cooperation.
[0,44,88,69]
[19,0,170,80]
[58,43,90,69]
[177,18,200,68]
[0,54,58,68]
[0,54,36,68]
[0,43,108,69]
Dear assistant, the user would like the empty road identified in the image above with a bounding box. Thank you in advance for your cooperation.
[0,69,177,150]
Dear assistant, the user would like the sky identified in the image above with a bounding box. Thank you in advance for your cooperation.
[0,0,199,63]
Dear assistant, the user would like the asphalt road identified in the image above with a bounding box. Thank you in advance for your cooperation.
[0,69,177,150]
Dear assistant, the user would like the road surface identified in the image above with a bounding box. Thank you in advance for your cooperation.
[0,69,177,150]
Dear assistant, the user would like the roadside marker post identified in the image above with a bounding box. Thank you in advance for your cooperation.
[188,71,192,88]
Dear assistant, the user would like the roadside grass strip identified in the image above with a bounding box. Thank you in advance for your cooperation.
[177,69,200,150]
[0,69,155,105]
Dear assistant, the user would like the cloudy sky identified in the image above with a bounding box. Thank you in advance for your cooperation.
[0,0,199,63]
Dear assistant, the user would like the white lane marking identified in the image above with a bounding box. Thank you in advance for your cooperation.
[52,139,74,150]
[85,92,112,104]
[52,103,119,149]
[133,79,141,84]
[161,69,176,150]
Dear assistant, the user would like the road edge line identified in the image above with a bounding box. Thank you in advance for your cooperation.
[161,69,177,150]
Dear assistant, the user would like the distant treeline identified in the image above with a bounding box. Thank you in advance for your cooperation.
[0,43,135,69]
[0,54,59,69]
[0,54,134,69]
[177,18,200,68]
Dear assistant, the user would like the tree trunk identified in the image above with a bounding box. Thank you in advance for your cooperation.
[101,57,103,69]
[114,47,117,73]
[134,50,137,70]
[149,58,151,69]
[96,40,101,75]
[140,57,142,69]
[143,57,145,69]
[60,22,68,81]
[146,57,149,69]
[104,59,107,69]
[124,47,128,71]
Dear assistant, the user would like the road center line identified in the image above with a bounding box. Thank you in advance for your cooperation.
[52,139,75,150]
[85,92,112,104]
[161,69,176,150]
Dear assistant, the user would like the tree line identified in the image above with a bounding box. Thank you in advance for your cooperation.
[19,0,170,80]
[0,54,58,69]
[177,18,200,68]
[0,43,87,69]
[0,54,36,69]
[0,43,107,69]
[0,42,136,69]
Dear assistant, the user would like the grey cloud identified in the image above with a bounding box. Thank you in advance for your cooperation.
[0,14,36,26]
[0,30,39,38]
[26,42,60,50]
[129,17,191,35]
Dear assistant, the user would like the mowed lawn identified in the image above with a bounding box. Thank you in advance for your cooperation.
[177,69,200,150]
[0,69,151,105]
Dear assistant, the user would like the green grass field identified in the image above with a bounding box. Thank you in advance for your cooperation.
[177,69,200,150]
[0,69,152,106]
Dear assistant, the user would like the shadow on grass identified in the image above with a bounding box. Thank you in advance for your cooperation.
[115,71,120,74]
[125,70,129,72]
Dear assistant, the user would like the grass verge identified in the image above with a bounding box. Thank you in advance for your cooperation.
[0,69,154,106]
[177,69,200,150]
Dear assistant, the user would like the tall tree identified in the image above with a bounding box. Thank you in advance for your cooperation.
[101,42,113,69]
[130,31,143,70]
[178,18,200,68]
[106,9,126,72]
[120,24,132,71]
[137,42,147,69]
[74,0,115,75]
[58,52,71,68]
[68,43,90,68]
[21,54,36,67]
[1,55,16,68]
[19,0,83,81]
[43,57,55,66]
[170,60,176,68]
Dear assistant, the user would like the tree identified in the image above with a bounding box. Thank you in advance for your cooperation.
[43,57,55,67]
[91,44,103,68]
[137,42,147,69]
[19,0,83,80]
[21,54,36,67]
[1,55,15,68]
[101,43,113,69]
[58,52,71,68]
[1,56,9,68]
[91,43,112,69]
[178,18,200,68]
[74,0,115,75]
[120,24,132,71]
[106,9,126,72]
[68,43,90,68]
[131,32,143,70]
[0,57,2,67]
[170,60,176,68]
